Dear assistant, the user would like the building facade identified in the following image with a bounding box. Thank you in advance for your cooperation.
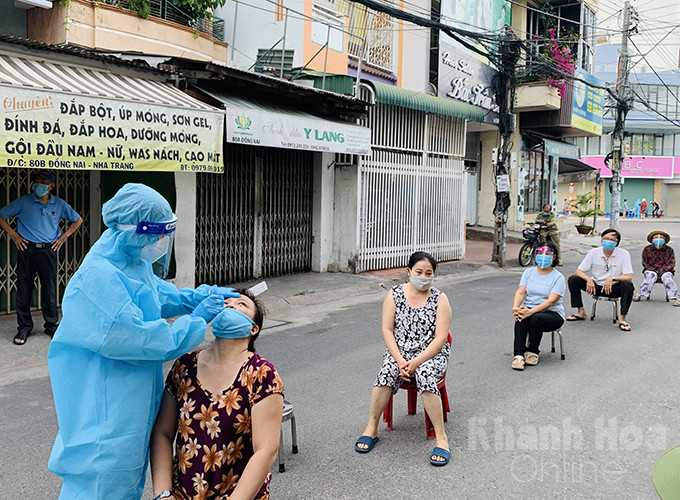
[580,44,680,217]
[216,0,487,271]
[0,0,370,317]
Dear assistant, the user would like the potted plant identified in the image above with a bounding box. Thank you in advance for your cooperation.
[571,193,603,234]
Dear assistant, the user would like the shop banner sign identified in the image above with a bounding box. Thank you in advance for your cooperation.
[1,86,224,172]
[583,155,675,178]
[225,107,372,156]
[438,0,511,125]
[438,42,501,125]
[571,68,604,136]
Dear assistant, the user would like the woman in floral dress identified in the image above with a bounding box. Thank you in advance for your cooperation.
[354,251,453,466]
[151,290,284,500]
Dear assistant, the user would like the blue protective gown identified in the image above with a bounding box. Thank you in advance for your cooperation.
[47,184,212,500]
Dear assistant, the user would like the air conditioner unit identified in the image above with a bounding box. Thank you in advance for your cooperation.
[15,0,53,9]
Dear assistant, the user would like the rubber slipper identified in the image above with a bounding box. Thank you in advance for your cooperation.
[511,355,525,371]
[524,352,539,366]
[354,435,379,453]
[13,330,31,345]
[618,322,632,332]
[430,446,450,466]
[566,315,586,321]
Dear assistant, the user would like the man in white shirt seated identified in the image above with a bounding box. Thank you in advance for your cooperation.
[565,228,635,331]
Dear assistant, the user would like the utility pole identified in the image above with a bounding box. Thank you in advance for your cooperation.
[611,0,633,230]
[491,28,521,267]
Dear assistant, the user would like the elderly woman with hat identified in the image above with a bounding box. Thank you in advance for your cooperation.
[633,230,680,306]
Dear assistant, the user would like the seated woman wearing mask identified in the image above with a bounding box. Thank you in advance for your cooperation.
[633,230,680,306]
[511,241,565,371]
[150,290,284,500]
[354,251,453,466]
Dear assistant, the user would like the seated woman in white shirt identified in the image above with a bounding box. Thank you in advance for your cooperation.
[511,241,565,370]
[565,228,635,331]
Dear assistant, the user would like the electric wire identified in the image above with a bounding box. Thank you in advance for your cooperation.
[631,88,680,128]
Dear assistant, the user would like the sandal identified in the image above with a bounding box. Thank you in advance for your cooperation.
[13,330,31,346]
[566,314,586,321]
[354,435,379,453]
[429,446,450,466]
[632,294,642,302]
[618,322,632,332]
[524,352,539,366]
[673,298,680,307]
[511,355,525,371]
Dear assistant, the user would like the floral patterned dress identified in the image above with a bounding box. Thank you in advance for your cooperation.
[166,351,284,500]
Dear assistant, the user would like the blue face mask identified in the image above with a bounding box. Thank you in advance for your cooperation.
[542,211,550,216]
[535,254,553,269]
[602,240,617,251]
[653,238,665,248]
[212,307,255,339]
[32,183,49,197]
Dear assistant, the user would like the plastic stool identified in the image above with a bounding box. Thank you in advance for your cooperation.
[646,278,671,302]
[590,296,619,324]
[278,400,298,473]
[550,330,565,360]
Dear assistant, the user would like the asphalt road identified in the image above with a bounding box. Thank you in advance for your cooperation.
[1,221,679,499]
[588,216,680,243]
[263,250,679,499]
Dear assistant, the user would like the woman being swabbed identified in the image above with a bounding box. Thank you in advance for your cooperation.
[150,290,283,500]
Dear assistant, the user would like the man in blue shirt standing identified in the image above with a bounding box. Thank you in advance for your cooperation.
[0,170,82,345]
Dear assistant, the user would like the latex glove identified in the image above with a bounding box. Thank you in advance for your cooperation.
[191,294,225,323]
[209,285,240,299]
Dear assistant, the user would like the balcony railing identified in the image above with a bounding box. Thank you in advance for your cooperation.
[339,0,395,73]
[102,0,224,41]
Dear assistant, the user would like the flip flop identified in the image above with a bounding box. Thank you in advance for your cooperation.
[618,322,632,332]
[430,446,450,466]
[511,355,525,371]
[13,330,31,346]
[354,435,379,453]
[524,352,539,366]
[566,315,586,321]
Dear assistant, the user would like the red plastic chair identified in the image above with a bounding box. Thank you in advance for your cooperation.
[382,332,452,439]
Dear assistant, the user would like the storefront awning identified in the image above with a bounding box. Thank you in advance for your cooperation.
[559,157,597,174]
[369,81,485,122]
[197,87,372,156]
[1,54,224,172]
[544,138,580,159]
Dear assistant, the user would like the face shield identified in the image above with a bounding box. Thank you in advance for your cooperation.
[534,246,555,269]
[117,214,177,278]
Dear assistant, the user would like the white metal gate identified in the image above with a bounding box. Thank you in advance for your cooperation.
[195,145,313,284]
[0,168,90,315]
[357,100,467,272]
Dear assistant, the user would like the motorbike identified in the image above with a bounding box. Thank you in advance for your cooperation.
[518,220,552,267]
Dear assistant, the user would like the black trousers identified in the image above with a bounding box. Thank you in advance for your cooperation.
[16,244,59,334]
[567,275,635,316]
[513,311,564,356]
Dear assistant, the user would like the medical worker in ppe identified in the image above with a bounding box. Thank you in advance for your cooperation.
[48,183,239,500]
